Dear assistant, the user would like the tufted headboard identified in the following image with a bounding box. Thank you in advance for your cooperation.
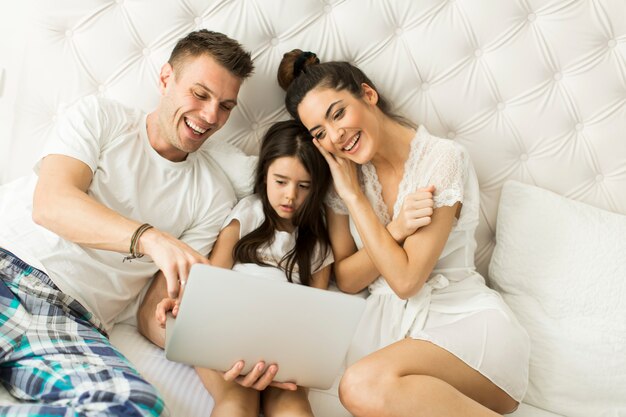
[2,0,626,278]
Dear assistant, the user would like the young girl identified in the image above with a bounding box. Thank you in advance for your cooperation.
[158,119,333,417]
[276,50,531,417]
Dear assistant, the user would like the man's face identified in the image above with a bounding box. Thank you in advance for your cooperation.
[154,54,242,162]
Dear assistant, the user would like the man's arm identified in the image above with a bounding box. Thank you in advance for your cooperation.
[33,154,140,251]
[137,220,243,347]
[33,154,208,298]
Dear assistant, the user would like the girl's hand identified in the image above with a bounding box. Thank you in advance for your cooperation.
[155,297,178,328]
[222,360,297,391]
[387,185,435,243]
[313,139,361,202]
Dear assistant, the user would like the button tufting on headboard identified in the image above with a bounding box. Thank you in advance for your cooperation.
[2,0,626,278]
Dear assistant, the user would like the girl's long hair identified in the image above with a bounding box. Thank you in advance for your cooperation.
[232,120,331,286]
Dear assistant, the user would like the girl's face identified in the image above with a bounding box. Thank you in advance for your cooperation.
[297,85,380,164]
[266,156,312,231]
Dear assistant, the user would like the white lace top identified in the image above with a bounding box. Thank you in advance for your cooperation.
[326,124,480,284]
[326,126,530,402]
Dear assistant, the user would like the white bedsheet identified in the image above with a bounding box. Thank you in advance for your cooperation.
[0,322,563,417]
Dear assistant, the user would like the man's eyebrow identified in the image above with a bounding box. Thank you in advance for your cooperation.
[193,83,238,105]
[309,100,342,133]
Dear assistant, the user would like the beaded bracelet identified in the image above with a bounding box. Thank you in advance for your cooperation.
[123,223,153,262]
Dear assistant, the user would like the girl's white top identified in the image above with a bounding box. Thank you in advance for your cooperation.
[223,194,333,284]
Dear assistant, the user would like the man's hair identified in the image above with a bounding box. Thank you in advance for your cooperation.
[168,29,254,79]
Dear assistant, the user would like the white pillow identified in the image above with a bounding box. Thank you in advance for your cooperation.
[206,140,257,200]
[489,180,626,417]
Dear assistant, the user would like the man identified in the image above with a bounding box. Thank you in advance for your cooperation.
[0,29,253,416]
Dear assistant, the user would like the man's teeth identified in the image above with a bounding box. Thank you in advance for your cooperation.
[343,133,360,151]
[185,118,207,135]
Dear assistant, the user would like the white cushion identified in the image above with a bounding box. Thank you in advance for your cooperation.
[205,140,257,200]
[489,180,626,416]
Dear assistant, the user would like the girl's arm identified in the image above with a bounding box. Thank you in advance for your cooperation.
[207,219,240,269]
[309,264,331,289]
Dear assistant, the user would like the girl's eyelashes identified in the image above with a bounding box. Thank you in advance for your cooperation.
[275,180,311,189]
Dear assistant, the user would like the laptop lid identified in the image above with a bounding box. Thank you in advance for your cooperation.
[165,264,366,390]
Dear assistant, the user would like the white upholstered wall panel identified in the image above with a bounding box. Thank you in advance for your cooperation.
[4,0,626,278]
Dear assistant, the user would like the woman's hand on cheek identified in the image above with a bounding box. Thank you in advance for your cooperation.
[313,138,361,202]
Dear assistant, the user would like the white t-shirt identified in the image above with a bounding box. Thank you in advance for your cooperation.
[0,95,237,332]
[223,194,333,284]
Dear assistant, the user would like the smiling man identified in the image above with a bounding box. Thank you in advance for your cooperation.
[0,30,253,416]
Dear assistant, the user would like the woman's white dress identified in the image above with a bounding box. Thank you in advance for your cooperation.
[326,125,530,401]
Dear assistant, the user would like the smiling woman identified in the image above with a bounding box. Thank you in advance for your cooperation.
[277,50,530,416]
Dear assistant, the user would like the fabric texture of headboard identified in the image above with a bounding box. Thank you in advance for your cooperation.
[2,2,626,415]
[4,0,626,280]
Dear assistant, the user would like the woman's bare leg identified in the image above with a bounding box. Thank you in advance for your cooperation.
[339,339,518,417]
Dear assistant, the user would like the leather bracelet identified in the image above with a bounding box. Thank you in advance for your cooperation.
[123,223,153,262]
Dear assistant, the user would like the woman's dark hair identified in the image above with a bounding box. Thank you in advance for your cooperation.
[232,120,331,286]
[278,49,415,128]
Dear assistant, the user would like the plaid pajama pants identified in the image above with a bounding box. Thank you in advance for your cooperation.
[0,248,168,417]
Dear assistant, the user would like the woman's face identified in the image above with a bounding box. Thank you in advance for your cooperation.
[297,85,380,164]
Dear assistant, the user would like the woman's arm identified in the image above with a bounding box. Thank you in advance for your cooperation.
[327,187,435,294]
[346,194,459,299]
[310,264,331,289]
[314,138,458,300]
[327,208,379,293]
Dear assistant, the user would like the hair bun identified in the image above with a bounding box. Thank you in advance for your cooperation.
[277,49,320,91]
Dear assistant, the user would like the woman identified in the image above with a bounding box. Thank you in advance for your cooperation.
[276,49,530,416]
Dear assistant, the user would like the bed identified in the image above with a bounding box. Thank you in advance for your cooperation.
[1,1,625,416]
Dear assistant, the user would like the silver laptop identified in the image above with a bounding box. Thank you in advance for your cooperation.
[165,264,366,390]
